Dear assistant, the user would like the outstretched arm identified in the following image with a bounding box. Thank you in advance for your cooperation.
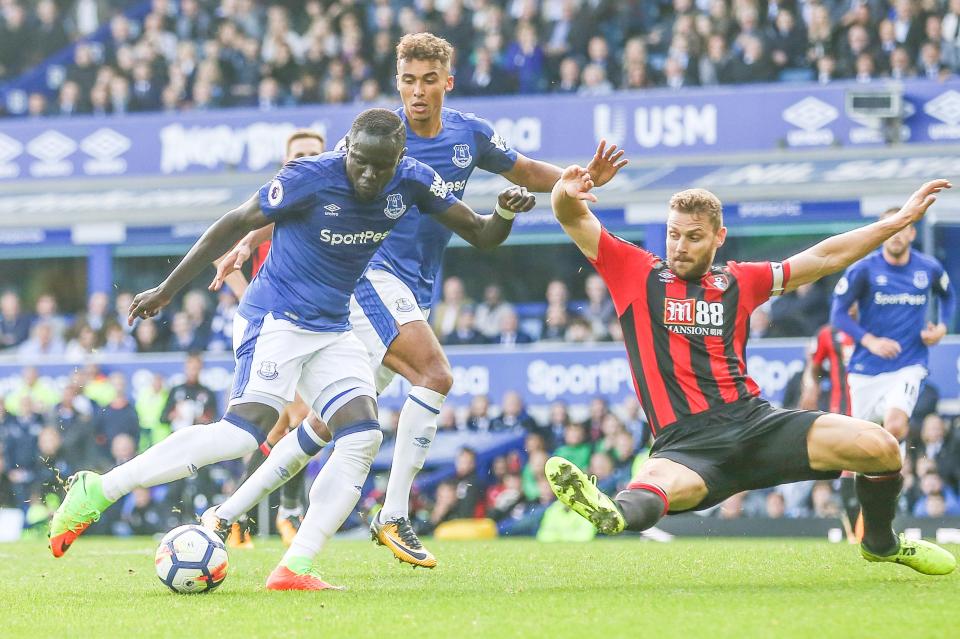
[551,142,629,260]
[502,140,627,192]
[432,187,536,249]
[129,194,271,323]
[784,180,951,291]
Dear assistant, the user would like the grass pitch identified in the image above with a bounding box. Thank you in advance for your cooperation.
[1,537,958,639]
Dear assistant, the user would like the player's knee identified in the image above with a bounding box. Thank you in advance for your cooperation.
[226,403,279,432]
[306,412,332,442]
[415,360,453,394]
[865,428,902,473]
[337,427,383,464]
[883,414,909,442]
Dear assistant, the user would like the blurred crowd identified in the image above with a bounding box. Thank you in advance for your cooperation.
[2,351,959,541]
[3,0,960,118]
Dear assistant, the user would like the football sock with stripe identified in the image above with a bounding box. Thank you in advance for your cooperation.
[615,482,670,532]
[855,471,902,555]
[283,426,382,564]
[380,387,445,522]
[217,423,326,523]
[101,416,261,502]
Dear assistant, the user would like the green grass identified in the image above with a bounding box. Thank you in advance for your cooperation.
[1,537,958,638]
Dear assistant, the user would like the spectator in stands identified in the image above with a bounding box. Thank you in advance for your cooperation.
[102,323,136,354]
[55,380,102,472]
[1,291,30,350]
[503,21,547,93]
[429,480,460,528]
[33,426,71,501]
[595,413,626,458]
[0,453,16,508]
[207,289,238,352]
[581,274,615,340]
[493,308,534,345]
[444,306,488,346]
[729,35,775,83]
[541,304,570,342]
[913,472,960,516]
[450,447,484,518]
[466,394,493,432]
[589,451,618,493]
[4,367,58,416]
[855,52,879,81]
[544,401,571,448]
[109,76,132,115]
[432,276,470,340]
[522,449,549,502]
[578,63,614,96]
[65,325,98,362]
[491,391,539,433]
[810,480,841,518]
[699,33,734,85]
[944,0,960,69]
[121,487,167,535]
[167,312,205,352]
[554,422,592,471]
[891,0,925,58]
[768,282,828,337]
[889,45,917,78]
[1,397,43,501]
[162,352,218,431]
[581,396,609,441]
[554,56,581,93]
[18,322,66,358]
[0,3,31,80]
[437,405,458,432]
[474,284,514,340]
[918,42,950,79]
[486,472,525,522]
[135,372,170,451]
[134,318,164,353]
[765,490,786,519]
[34,0,69,64]
[72,291,115,346]
[767,9,808,73]
[98,373,140,450]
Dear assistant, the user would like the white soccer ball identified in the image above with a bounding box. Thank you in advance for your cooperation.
[155,524,229,593]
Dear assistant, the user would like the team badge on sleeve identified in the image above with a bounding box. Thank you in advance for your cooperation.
[267,180,284,206]
[384,193,406,219]
[451,144,473,168]
[490,131,509,152]
[834,276,848,295]
[941,272,951,290]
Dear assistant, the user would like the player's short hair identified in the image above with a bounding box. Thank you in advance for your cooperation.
[396,32,454,70]
[285,129,325,155]
[669,188,724,231]
[349,108,406,148]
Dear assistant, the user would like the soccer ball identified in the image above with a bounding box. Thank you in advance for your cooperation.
[155,524,229,593]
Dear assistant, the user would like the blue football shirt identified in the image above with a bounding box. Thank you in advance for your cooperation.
[830,250,955,375]
[360,107,518,306]
[239,151,459,332]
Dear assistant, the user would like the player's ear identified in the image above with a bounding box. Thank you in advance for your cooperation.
[715,225,727,248]
[343,135,350,151]
[446,71,455,92]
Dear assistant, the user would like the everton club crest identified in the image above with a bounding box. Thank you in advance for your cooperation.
[451,143,473,168]
[384,193,406,219]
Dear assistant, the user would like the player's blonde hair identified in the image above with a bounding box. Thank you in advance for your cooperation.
[396,32,454,70]
[669,188,724,231]
[285,129,325,155]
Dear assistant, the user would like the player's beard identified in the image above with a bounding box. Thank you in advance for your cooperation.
[669,253,712,281]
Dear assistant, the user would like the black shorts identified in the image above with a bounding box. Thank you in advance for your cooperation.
[650,397,840,513]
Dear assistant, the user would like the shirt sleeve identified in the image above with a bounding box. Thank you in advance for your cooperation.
[727,260,790,314]
[932,262,957,329]
[257,160,318,220]
[411,164,459,216]
[588,227,658,316]
[829,263,868,342]
[472,116,518,174]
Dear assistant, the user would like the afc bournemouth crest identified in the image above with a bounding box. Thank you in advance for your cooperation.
[451,143,473,168]
[257,361,279,380]
[384,193,406,219]
[913,270,929,289]
[710,273,729,291]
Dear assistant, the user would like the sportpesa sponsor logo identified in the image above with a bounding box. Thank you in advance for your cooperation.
[873,292,927,306]
[319,229,391,245]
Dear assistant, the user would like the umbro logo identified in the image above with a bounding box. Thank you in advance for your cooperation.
[324,203,340,216]
[413,437,432,448]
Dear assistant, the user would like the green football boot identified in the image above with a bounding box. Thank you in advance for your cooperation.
[49,471,114,557]
[860,533,957,575]
[545,456,625,535]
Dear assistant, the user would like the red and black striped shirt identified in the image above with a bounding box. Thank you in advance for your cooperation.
[590,228,789,436]
[251,240,271,277]
[809,324,855,415]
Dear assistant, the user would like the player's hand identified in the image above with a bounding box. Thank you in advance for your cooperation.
[557,164,598,203]
[497,186,536,213]
[128,286,172,326]
[585,139,628,188]
[210,242,252,291]
[896,179,952,225]
[861,333,901,359]
[920,321,947,346]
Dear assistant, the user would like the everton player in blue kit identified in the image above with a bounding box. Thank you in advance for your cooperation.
[207,33,623,568]
[49,109,535,591]
[831,206,956,442]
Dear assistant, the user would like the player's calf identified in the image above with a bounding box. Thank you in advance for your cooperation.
[615,482,670,532]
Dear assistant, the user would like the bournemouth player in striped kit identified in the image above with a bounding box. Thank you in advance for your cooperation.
[545,143,955,575]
